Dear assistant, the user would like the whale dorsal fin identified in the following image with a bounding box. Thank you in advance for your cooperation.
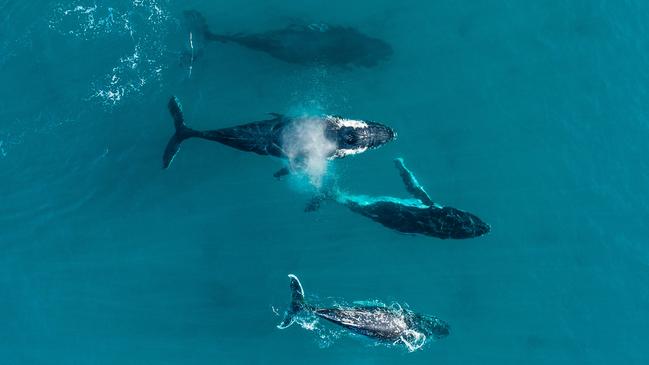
[268,112,284,119]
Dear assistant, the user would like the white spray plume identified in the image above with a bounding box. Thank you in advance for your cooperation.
[281,117,336,189]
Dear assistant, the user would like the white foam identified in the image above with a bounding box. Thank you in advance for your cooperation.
[51,1,170,106]
[400,330,427,352]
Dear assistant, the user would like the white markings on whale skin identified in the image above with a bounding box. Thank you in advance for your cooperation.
[325,115,377,158]
[50,1,170,106]
[328,115,369,129]
[331,147,368,159]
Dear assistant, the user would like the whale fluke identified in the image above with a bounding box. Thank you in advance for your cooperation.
[183,10,230,43]
[163,96,198,169]
[277,274,306,329]
[183,10,210,37]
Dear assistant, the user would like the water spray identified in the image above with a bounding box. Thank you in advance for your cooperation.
[281,117,336,189]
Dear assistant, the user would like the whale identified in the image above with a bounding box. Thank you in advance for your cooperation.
[162,97,396,169]
[277,274,449,351]
[306,158,490,239]
[183,10,393,68]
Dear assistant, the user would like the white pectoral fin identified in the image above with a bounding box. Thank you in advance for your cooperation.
[393,158,436,206]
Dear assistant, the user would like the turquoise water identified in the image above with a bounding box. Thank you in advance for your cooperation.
[2,0,649,363]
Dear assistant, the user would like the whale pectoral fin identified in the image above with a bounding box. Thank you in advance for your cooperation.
[273,167,290,180]
[304,195,325,212]
[393,158,436,206]
[277,316,295,329]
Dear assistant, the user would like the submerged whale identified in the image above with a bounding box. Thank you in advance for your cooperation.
[277,274,449,351]
[162,97,396,169]
[307,158,490,239]
[183,10,393,68]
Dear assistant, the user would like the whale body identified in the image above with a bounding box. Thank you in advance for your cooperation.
[343,198,490,239]
[184,10,393,68]
[162,97,396,169]
[307,158,490,239]
[338,158,490,239]
[277,274,449,351]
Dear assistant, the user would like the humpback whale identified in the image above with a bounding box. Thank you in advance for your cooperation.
[277,274,449,351]
[162,97,396,169]
[183,10,393,68]
[308,158,490,239]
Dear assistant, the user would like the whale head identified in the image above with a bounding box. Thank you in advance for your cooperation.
[338,28,393,67]
[408,313,450,340]
[438,208,491,239]
[356,37,393,67]
[325,116,396,158]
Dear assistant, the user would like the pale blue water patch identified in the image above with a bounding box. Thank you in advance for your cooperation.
[2,0,649,364]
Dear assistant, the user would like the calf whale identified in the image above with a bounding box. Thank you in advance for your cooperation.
[307,158,490,239]
[183,10,393,68]
[162,97,396,169]
[277,274,449,351]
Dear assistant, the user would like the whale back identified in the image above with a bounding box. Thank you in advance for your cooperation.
[250,25,392,67]
[314,306,408,340]
[197,118,287,157]
[346,200,490,239]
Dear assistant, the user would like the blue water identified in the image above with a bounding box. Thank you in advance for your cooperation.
[2,0,649,363]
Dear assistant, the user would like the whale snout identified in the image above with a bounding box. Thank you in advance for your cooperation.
[469,214,491,237]
[325,117,397,157]
[456,212,490,239]
[434,322,450,339]
[364,122,397,149]
[411,314,450,340]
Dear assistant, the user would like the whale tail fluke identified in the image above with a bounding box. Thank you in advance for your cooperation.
[277,274,307,329]
[183,10,230,43]
[163,96,198,169]
[182,10,210,36]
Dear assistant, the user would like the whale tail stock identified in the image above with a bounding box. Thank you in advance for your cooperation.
[277,274,308,329]
[162,96,199,169]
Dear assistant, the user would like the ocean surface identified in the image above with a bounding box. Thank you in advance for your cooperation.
[2,0,649,364]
